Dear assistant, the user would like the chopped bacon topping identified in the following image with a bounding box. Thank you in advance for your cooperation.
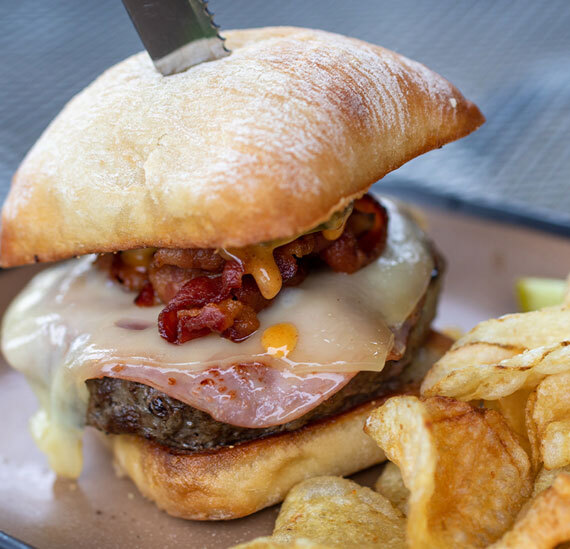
[134,282,159,307]
[110,254,148,292]
[158,261,244,343]
[176,299,260,343]
[152,248,224,271]
[148,264,196,303]
[101,194,389,345]
[320,196,389,273]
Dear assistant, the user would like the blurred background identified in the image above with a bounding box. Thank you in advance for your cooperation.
[1,0,569,235]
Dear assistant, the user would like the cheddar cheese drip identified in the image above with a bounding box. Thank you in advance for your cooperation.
[262,323,299,358]
[222,245,283,299]
[222,205,354,299]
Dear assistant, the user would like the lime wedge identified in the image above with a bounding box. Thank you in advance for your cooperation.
[516,277,567,312]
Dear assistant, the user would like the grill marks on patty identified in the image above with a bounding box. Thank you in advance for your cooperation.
[98,195,389,345]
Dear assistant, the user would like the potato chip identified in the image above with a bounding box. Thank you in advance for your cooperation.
[273,476,406,548]
[532,465,570,497]
[374,461,409,515]
[483,389,533,455]
[234,476,406,549]
[526,371,570,470]
[365,396,533,548]
[489,472,570,548]
[421,311,570,400]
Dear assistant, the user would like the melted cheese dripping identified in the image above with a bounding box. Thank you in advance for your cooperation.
[1,200,434,478]
[221,203,354,298]
[222,245,283,299]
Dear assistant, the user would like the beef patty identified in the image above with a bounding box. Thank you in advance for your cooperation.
[86,253,442,452]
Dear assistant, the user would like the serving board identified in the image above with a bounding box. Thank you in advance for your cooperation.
[1,204,569,548]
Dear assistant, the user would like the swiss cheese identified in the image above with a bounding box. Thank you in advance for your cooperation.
[1,200,434,477]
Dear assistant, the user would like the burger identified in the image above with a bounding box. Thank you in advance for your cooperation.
[0,27,483,520]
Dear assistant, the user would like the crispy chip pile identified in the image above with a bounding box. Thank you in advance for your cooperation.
[421,308,570,401]
[489,471,570,549]
[527,372,570,470]
[375,462,408,515]
[365,396,533,548]
[233,476,406,549]
[483,389,533,454]
[421,300,570,474]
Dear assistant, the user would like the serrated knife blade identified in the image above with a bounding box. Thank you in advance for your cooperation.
[122,0,230,75]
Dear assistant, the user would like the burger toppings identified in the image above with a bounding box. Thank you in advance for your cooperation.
[100,194,389,345]
[1,199,435,476]
[85,271,443,452]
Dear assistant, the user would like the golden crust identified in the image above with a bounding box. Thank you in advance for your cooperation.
[109,331,452,520]
[111,399,388,520]
[0,27,484,267]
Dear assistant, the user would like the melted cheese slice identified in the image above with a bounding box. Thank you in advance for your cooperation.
[1,200,434,477]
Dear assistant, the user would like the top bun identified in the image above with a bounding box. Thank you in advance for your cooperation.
[0,27,483,267]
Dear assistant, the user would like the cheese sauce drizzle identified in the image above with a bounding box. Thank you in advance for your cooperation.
[220,203,353,299]
[221,245,283,300]
[262,323,298,358]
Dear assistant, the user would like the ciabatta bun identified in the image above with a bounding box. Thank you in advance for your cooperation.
[0,27,483,267]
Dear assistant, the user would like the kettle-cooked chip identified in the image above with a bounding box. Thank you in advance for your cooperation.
[421,309,570,401]
[375,461,409,515]
[272,476,406,549]
[420,298,569,477]
[533,465,570,498]
[483,389,533,456]
[365,396,533,548]
[489,472,570,549]
[233,476,406,549]
[526,372,570,470]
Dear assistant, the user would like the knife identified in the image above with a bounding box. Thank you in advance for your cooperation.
[121,0,230,76]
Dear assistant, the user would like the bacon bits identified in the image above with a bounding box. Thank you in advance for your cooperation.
[134,282,159,307]
[102,194,389,345]
[158,261,245,343]
[320,195,389,273]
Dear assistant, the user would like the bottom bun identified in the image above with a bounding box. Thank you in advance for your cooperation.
[110,331,451,520]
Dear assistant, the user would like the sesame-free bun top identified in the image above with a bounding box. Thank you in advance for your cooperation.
[0,27,484,267]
